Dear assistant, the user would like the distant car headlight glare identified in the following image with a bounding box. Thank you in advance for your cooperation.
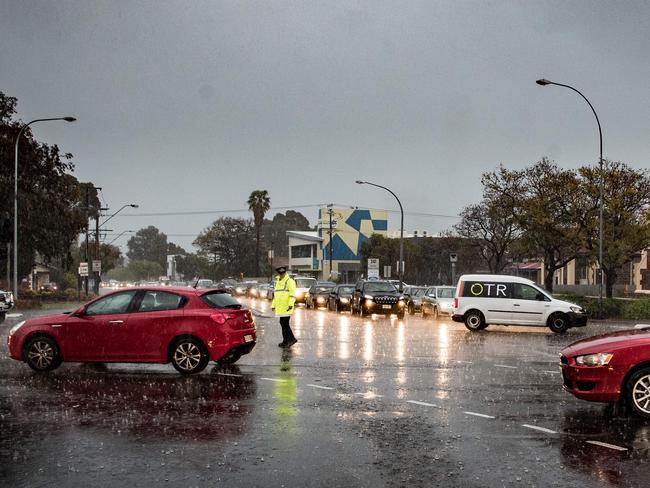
[339,298,349,303]
[570,306,583,313]
[575,353,613,367]
[364,295,373,300]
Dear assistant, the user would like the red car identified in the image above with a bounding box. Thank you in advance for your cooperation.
[7,287,256,375]
[560,327,650,418]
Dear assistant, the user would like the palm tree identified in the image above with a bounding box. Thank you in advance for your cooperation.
[247,190,271,276]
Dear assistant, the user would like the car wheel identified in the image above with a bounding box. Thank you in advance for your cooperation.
[24,336,62,372]
[422,306,428,318]
[397,312,405,319]
[626,367,650,419]
[335,301,340,313]
[170,337,209,375]
[217,350,242,365]
[464,310,485,331]
[433,307,439,320]
[548,313,569,334]
[0,312,5,324]
[408,304,414,315]
[359,304,366,317]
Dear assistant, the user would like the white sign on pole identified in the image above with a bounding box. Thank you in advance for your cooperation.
[449,253,458,263]
[367,258,380,278]
[396,261,405,274]
[78,262,89,276]
[92,260,102,272]
[383,265,391,278]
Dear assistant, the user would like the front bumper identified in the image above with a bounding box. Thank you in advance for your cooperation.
[452,313,464,323]
[560,357,622,403]
[568,312,588,327]
[364,301,406,314]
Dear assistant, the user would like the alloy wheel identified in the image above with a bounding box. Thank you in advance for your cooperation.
[632,374,650,415]
[173,342,202,372]
[28,340,54,369]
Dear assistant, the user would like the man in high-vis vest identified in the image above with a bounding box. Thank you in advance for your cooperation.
[271,266,297,348]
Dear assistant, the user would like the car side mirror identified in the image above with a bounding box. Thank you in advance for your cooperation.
[536,293,545,301]
[72,306,86,317]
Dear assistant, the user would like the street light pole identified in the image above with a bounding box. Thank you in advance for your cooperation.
[99,204,139,228]
[536,78,603,316]
[107,230,135,246]
[355,180,404,291]
[13,116,76,299]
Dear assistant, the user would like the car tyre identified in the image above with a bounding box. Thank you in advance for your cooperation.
[422,306,428,318]
[24,335,62,372]
[408,304,415,315]
[433,307,439,320]
[464,310,485,331]
[397,312,405,319]
[170,337,209,375]
[548,313,569,334]
[626,367,650,419]
[0,312,5,324]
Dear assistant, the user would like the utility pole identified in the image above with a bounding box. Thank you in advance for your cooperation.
[95,210,102,294]
[85,186,89,296]
[328,205,333,279]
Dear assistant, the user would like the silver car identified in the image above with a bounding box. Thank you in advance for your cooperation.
[421,286,456,319]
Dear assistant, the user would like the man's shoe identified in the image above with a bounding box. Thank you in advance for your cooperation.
[284,338,297,348]
[278,341,287,347]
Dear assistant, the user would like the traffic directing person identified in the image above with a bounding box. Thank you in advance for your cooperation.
[271,266,297,348]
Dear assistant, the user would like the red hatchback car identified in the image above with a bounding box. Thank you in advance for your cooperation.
[7,287,256,375]
[560,327,650,418]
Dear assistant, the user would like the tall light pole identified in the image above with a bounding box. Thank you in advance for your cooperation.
[536,78,604,315]
[99,204,139,228]
[355,180,404,291]
[14,117,76,299]
[107,230,135,246]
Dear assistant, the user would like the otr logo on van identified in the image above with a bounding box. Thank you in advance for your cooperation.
[469,282,507,297]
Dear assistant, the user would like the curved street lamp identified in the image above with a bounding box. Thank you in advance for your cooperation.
[355,180,404,290]
[14,117,76,299]
[536,78,604,315]
[107,230,136,246]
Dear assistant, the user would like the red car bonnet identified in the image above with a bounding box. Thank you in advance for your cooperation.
[562,329,650,356]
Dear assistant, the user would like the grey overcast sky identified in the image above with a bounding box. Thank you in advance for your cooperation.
[2,0,650,251]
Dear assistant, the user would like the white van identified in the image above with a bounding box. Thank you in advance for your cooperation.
[452,274,587,333]
[292,276,317,304]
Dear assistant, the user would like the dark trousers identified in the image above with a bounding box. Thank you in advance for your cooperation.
[280,316,296,343]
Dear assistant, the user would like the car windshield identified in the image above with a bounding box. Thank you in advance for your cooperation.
[339,286,354,294]
[437,287,455,298]
[201,291,242,309]
[413,288,426,296]
[314,286,333,293]
[296,279,316,288]
[364,282,397,293]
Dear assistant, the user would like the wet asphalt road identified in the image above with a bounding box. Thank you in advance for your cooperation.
[1,300,649,487]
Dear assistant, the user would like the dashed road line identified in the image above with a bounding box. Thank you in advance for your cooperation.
[455,360,473,364]
[260,377,287,383]
[407,400,438,408]
[586,440,628,452]
[522,424,557,434]
[307,384,335,390]
[464,411,495,419]
[355,392,384,398]
[216,372,243,377]
[494,364,517,369]
[6,313,23,318]
[541,370,561,374]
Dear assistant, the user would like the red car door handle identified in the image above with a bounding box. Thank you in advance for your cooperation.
[108,320,124,325]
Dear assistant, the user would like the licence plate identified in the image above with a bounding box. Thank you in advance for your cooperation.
[244,334,254,343]
[382,305,391,309]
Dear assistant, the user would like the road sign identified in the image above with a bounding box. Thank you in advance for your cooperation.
[79,262,89,276]
[92,260,102,272]
[368,258,380,278]
[383,265,391,278]
[450,253,458,263]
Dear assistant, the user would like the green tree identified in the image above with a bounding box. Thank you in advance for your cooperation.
[261,210,312,258]
[127,260,165,281]
[0,91,94,279]
[247,190,271,276]
[579,161,650,297]
[127,226,168,269]
[175,253,210,280]
[194,217,256,277]
[482,160,586,292]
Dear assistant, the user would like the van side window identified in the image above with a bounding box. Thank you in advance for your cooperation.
[461,281,511,298]
[513,284,541,301]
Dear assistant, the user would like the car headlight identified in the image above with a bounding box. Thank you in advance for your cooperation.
[398,300,405,307]
[365,299,373,307]
[570,306,583,313]
[339,298,349,303]
[317,297,325,303]
[575,353,613,367]
[235,287,243,293]
[364,295,373,300]
[9,320,25,336]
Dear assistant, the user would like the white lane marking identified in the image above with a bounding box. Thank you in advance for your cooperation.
[407,400,437,408]
[464,411,495,419]
[260,377,287,383]
[355,392,384,398]
[586,440,628,452]
[6,313,23,318]
[522,424,557,434]
[455,360,473,364]
[494,364,517,369]
[307,384,334,390]
[542,370,561,374]
[216,372,243,377]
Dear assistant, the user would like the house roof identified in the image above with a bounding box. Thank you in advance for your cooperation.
[287,231,323,242]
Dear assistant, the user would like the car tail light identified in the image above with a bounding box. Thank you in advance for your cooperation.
[454,297,458,308]
[210,313,228,325]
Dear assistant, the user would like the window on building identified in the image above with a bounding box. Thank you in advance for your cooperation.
[291,244,313,258]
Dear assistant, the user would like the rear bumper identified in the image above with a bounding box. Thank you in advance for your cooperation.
[452,314,464,323]
[222,341,256,359]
